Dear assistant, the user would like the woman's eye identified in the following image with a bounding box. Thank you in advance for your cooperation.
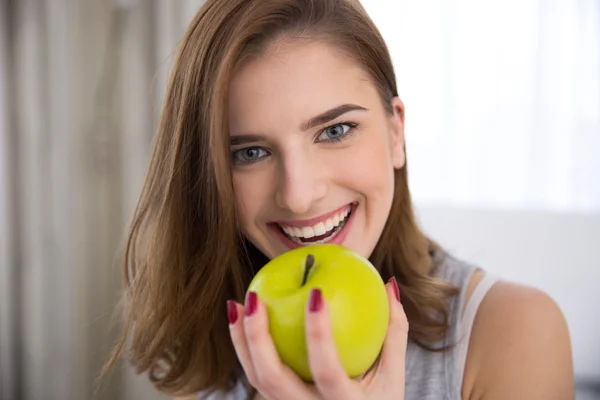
[232,147,269,164]
[317,123,354,142]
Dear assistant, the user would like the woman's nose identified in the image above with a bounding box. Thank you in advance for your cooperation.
[274,152,327,215]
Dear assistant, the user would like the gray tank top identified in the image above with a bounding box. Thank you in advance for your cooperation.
[404,252,498,399]
[200,253,499,400]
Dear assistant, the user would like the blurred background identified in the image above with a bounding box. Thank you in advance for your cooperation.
[0,0,598,399]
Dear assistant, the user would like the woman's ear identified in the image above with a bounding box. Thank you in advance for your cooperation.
[389,97,406,169]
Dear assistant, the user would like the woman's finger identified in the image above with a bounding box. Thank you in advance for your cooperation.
[375,277,409,387]
[243,291,318,400]
[227,300,259,388]
[305,288,358,400]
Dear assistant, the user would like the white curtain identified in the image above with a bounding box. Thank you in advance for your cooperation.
[363,0,600,214]
[0,0,196,399]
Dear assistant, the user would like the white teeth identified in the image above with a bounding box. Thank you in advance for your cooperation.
[324,219,334,231]
[333,215,340,226]
[292,227,303,237]
[313,222,327,236]
[301,226,315,238]
[279,205,353,241]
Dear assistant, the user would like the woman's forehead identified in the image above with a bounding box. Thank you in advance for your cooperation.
[228,40,378,133]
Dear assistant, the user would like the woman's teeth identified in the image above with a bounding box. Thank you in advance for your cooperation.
[279,205,351,244]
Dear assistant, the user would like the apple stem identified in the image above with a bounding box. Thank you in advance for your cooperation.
[301,254,315,286]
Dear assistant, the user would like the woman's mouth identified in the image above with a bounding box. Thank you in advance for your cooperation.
[271,203,356,248]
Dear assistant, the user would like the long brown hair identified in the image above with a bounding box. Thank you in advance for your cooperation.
[101,0,457,397]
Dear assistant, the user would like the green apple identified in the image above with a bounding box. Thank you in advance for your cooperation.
[247,243,390,382]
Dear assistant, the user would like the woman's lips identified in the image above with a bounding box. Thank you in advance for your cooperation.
[272,203,353,227]
[271,203,357,250]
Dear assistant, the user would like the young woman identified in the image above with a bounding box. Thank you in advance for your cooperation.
[105,0,575,399]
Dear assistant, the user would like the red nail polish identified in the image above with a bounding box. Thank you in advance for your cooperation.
[388,276,401,302]
[227,300,238,324]
[245,291,258,316]
[308,288,323,313]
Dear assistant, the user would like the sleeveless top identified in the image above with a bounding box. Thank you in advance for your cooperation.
[403,252,498,399]
[199,252,499,400]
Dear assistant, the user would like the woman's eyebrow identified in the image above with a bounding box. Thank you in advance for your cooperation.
[300,104,368,131]
[230,134,264,146]
[229,104,368,145]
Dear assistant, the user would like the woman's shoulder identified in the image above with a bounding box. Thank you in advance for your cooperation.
[462,277,574,399]
[427,251,574,398]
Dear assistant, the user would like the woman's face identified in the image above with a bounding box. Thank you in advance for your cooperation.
[228,39,405,260]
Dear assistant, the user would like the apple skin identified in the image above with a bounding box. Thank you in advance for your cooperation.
[247,244,390,382]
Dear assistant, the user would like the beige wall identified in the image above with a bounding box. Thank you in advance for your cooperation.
[416,205,600,381]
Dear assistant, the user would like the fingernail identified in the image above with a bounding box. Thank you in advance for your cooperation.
[245,291,258,317]
[308,288,323,313]
[227,300,238,324]
[388,276,401,302]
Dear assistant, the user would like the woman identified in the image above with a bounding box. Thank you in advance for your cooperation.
[104,0,575,399]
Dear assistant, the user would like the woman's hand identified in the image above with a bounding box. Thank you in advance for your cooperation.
[227,277,408,400]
